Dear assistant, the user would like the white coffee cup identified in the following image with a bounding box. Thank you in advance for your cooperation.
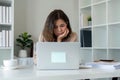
[3,59,18,67]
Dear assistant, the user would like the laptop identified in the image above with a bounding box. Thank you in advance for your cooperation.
[36,42,80,70]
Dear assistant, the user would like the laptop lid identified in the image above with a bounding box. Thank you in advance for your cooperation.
[36,42,80,70]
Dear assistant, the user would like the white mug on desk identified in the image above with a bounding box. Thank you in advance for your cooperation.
[3,59,18,68]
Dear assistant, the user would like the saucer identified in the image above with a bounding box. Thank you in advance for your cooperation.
[1,65,19,70]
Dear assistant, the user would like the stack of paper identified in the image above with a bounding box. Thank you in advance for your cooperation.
[86,61,120,70]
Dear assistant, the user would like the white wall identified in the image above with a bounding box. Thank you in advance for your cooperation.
[14,0,27,39]
[13,0,79,56]
[14,0,27,55]
[26,0,79,42]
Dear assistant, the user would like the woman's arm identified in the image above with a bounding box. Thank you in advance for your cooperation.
[33,33,47,65]
[33,52,37,65]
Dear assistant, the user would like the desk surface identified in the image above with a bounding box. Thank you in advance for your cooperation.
[0,66,120,80]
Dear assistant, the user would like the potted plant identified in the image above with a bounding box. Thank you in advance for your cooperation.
[88,16,92,26]
[16,32,33,57]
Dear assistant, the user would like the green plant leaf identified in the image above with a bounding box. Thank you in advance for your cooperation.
[16,32,33,50]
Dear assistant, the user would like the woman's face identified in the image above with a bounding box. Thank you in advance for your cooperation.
[53,19,67,37]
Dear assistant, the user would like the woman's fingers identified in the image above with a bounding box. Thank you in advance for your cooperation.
[57,28,69,42]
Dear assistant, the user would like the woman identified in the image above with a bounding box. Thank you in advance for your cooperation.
[39,9,77,42]
[33,9,77,64]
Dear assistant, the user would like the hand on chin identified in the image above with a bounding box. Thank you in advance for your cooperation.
[57,29,69,42]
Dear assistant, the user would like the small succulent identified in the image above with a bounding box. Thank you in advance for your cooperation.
[88,16,92,21]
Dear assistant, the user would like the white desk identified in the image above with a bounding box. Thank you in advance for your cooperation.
[0,66,120,80]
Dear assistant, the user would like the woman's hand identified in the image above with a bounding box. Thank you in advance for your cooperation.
[57,28,69,42]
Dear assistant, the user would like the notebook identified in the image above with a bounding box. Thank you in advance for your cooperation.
[36,42,80,70]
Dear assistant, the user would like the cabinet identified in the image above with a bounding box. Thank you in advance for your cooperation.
[79,0,120,63]
[0,0,14,65]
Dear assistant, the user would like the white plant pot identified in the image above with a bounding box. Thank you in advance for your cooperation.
[19,50,27,58]
[88,21,92,26]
